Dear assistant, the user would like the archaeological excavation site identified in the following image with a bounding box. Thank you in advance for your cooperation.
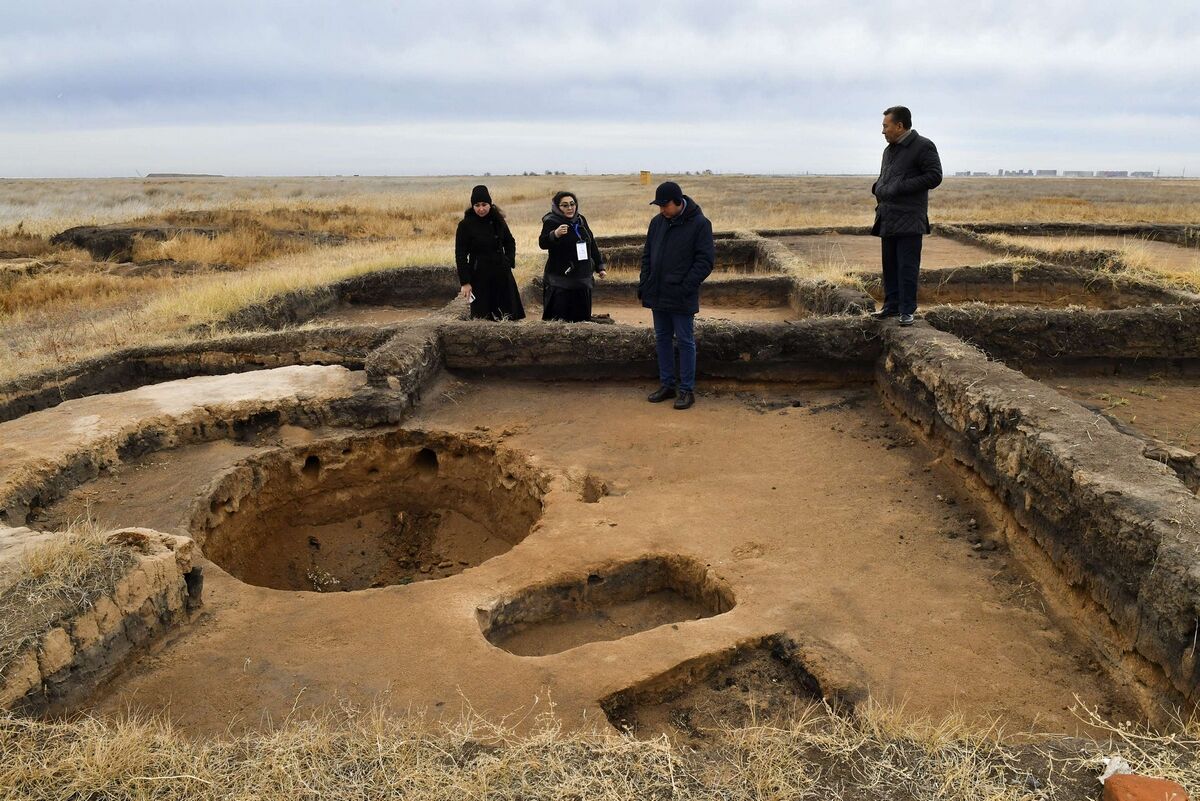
[3,216,1200,795]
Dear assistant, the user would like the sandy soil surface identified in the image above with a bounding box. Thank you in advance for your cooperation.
[590,303,801,326]
[776,233,997,271]
[33,425,331,534]
[1044,375,1200,450]
[51,379,1138,737]
[1005,234,1200,275]
[309,304,440,326]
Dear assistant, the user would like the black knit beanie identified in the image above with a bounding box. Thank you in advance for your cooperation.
[470,185,492,205]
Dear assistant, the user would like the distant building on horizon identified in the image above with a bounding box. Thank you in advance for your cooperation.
[1036,169,1057,176]
[1130,171,1155,178]
[1063,170,1094,177]
[1097,170,1129,178]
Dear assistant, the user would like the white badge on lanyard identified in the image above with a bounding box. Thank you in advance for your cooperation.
[576,241,588,261]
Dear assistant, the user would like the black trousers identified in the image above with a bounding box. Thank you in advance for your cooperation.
[880,234,923,315]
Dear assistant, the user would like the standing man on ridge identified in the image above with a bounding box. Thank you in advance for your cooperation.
[869,106,942,326]
[639,180,715,410]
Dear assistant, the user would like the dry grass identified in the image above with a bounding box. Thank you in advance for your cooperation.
[0,521,134,677]
[129,225,306,268]
[980,232,1200,291]
[0,698,1194,800]
[3,175,1200,384]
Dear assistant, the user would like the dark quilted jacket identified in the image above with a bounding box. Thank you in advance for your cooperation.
[638,196,715,315]
[871,130,943,237]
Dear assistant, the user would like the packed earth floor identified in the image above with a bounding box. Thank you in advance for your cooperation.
[23,378,1139,736]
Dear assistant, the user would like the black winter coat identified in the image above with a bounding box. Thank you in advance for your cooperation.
[638,197,715,315]
[871,130,943,237]
[455,209,516,283]
[538,209,604,290]
[455,209,525,321]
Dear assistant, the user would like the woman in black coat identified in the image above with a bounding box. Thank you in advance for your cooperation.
[455,185,525,321]
[538,191,605,322]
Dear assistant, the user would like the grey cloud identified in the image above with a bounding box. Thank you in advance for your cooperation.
[0,1,1196,175]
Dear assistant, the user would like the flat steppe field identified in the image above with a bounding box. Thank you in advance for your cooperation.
[2,174,1198,383]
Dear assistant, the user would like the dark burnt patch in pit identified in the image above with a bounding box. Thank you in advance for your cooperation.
[479,554,734,656]
[600,634,866,743]
[188,429,546,591]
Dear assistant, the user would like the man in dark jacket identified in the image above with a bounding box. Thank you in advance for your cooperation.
[639,181,715,410]
[870,106,942,326]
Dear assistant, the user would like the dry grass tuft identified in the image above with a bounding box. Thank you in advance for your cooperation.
[4,698,1196,800]
[130,224,307,268]
[0,521,135,677]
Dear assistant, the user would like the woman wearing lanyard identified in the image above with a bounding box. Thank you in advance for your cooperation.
[538,191,606,322]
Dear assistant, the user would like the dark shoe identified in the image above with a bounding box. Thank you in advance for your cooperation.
[898,313,915,327]
[673,390,695,410]
[869,308,899,320]
[647,386,677,403]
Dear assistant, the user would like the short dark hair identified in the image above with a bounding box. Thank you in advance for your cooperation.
[552,191,577,209]
[883,106,912,129]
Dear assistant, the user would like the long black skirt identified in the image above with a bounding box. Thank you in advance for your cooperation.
[542,285,592,322]
[470,264,525,321]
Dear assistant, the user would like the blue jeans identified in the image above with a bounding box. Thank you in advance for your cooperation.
[881,234,923,315]
[652,310,696,391]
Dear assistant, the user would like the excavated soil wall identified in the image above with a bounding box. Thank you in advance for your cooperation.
[438,318,881,383]
[876,325,1200,709]
[946,223,1200,248]
[0,528,201,716]
[599,239,769,275]
[938,223,1200,272]
[743,231,877,314]
[0,328,393,423]
[925,304,1200,371]
[218,266,461,330]
[854,262,1192,309]
[532,274,796,309]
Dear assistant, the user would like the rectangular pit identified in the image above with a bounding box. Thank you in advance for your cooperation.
[764,230,998,272]
[851,262,1190,309]
[219,265,461,330]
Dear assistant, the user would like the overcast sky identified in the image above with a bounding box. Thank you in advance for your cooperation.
[2,1,1197,177]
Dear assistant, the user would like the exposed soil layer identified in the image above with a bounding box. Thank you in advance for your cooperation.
[602,240,768,274]
[482,555,733,656]
[309,304,438,327]
[775,233,996,271]
[1002,234,1200,275]
[0,329,391,423]
[192,429,547,591]
[924,304,1200,368]
[601,640,823,743]
[590,303,800,326]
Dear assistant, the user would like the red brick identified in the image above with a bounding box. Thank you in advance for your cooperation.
[1104,774,1190,801]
